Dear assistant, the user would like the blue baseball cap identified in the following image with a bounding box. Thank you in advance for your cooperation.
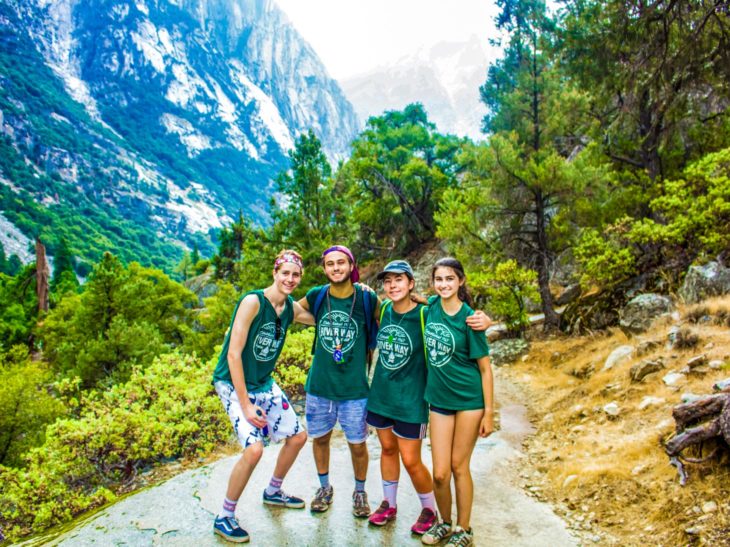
[376,259,415,280]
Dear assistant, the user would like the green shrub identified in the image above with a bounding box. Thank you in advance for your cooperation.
[470,261,540,336]
[0,352,228,541]
[574,223,638,288]
[0,348,65,468]
[274,328,314,396]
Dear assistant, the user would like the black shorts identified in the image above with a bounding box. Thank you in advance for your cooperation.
[366,410,427,440]
[429,404,458,416]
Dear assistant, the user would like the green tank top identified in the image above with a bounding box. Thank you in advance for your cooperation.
[212,290,294,392]
[304,285,370,401]
[367,302,429,424]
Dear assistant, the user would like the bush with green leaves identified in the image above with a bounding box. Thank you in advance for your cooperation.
[0,347,65,468]
[574,221,638,289]
[39,253,196,387]
[273,328,314,396]
[0,352,228,541]
[470,261,540,336]
[576,147,730,289]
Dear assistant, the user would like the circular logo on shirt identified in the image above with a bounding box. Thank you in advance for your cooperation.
[253,322,283,361]
[377,326,413,370]
[424,323,455,368]
[318,311,359,354]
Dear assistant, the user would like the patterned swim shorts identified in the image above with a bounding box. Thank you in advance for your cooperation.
[215,380,303,449]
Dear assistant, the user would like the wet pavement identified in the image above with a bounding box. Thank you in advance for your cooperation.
[26,379,577,547]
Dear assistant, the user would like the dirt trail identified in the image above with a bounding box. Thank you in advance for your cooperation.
[25,373,576,546]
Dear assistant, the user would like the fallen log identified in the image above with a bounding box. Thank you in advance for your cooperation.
[665,387,730,485]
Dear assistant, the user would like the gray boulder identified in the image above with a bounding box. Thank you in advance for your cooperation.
[603,345,635,371]
[556,284,582,306]
[619,293,675,335]
[490,338,530,366]
[630,358,665,383]
[679,261,730,304]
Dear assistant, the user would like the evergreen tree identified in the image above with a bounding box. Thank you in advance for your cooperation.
[6,255,21,276]
[40,252,196,387]
[51,237,75,288]
[212,213,271,290]
[0,242,7,275]
[270,130,341,272]
[560,0,730,188]
[440,1,610,330]
[0,265,39,349]
[190,244,201,270]
[342,103,462,254]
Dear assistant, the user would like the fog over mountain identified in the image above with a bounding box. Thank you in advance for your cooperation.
[340,35,490,141]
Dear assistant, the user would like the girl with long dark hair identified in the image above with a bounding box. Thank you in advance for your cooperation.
[421,257,494,547]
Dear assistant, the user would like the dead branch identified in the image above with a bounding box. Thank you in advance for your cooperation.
[665,391,730,485]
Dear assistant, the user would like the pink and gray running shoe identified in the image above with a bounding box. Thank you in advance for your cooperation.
[411,507,438,535]
[368,500,397,526]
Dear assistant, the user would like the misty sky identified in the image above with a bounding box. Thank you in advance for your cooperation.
[275,0,499,79]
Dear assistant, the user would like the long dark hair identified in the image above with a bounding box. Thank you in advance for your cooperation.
[431,257,474,307]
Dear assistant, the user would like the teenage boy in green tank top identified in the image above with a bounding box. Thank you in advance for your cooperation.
[211,250,315,544]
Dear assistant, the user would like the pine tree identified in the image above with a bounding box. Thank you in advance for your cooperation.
[51,237,75,289]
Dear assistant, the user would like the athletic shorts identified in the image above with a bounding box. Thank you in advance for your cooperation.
[366,410,427,440]
[429,404,458,416]
[215,380,303,449]
[305,393,368,444]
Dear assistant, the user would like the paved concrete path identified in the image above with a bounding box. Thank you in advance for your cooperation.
[26,379,576,547]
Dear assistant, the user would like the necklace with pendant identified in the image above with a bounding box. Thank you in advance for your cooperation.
[327,288,356,364]
[387,304,412,343]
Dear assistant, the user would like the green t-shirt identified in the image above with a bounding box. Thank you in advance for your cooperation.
[212,290,294,392]
[424,298,490,411]
[367,302,429,424]
[304,285,371,401]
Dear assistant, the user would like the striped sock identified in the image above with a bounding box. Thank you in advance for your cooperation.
[417,491,436,512]
[265,476,283,496]
[220,497,237,518]
[318,472,330,488]
[355,478,366,492]
[383,480,398,507]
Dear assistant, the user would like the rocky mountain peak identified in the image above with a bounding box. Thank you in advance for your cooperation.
[0,0,358,269]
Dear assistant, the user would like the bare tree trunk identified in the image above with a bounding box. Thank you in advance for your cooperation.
[534,191,560,331]
[36,239,49,313]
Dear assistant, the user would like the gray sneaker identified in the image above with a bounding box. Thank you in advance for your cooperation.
[352,490,370,518]
[310,485,333,513]
[421,521,452,545]
[445,526,473,546]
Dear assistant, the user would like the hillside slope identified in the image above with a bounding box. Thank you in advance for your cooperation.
[0,0,358,271]
[506,296,730,545]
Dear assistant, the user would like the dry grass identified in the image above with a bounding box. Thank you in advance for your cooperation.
[506,295,730,546]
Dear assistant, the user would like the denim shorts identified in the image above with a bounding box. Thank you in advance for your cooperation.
[305,393,368,444]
